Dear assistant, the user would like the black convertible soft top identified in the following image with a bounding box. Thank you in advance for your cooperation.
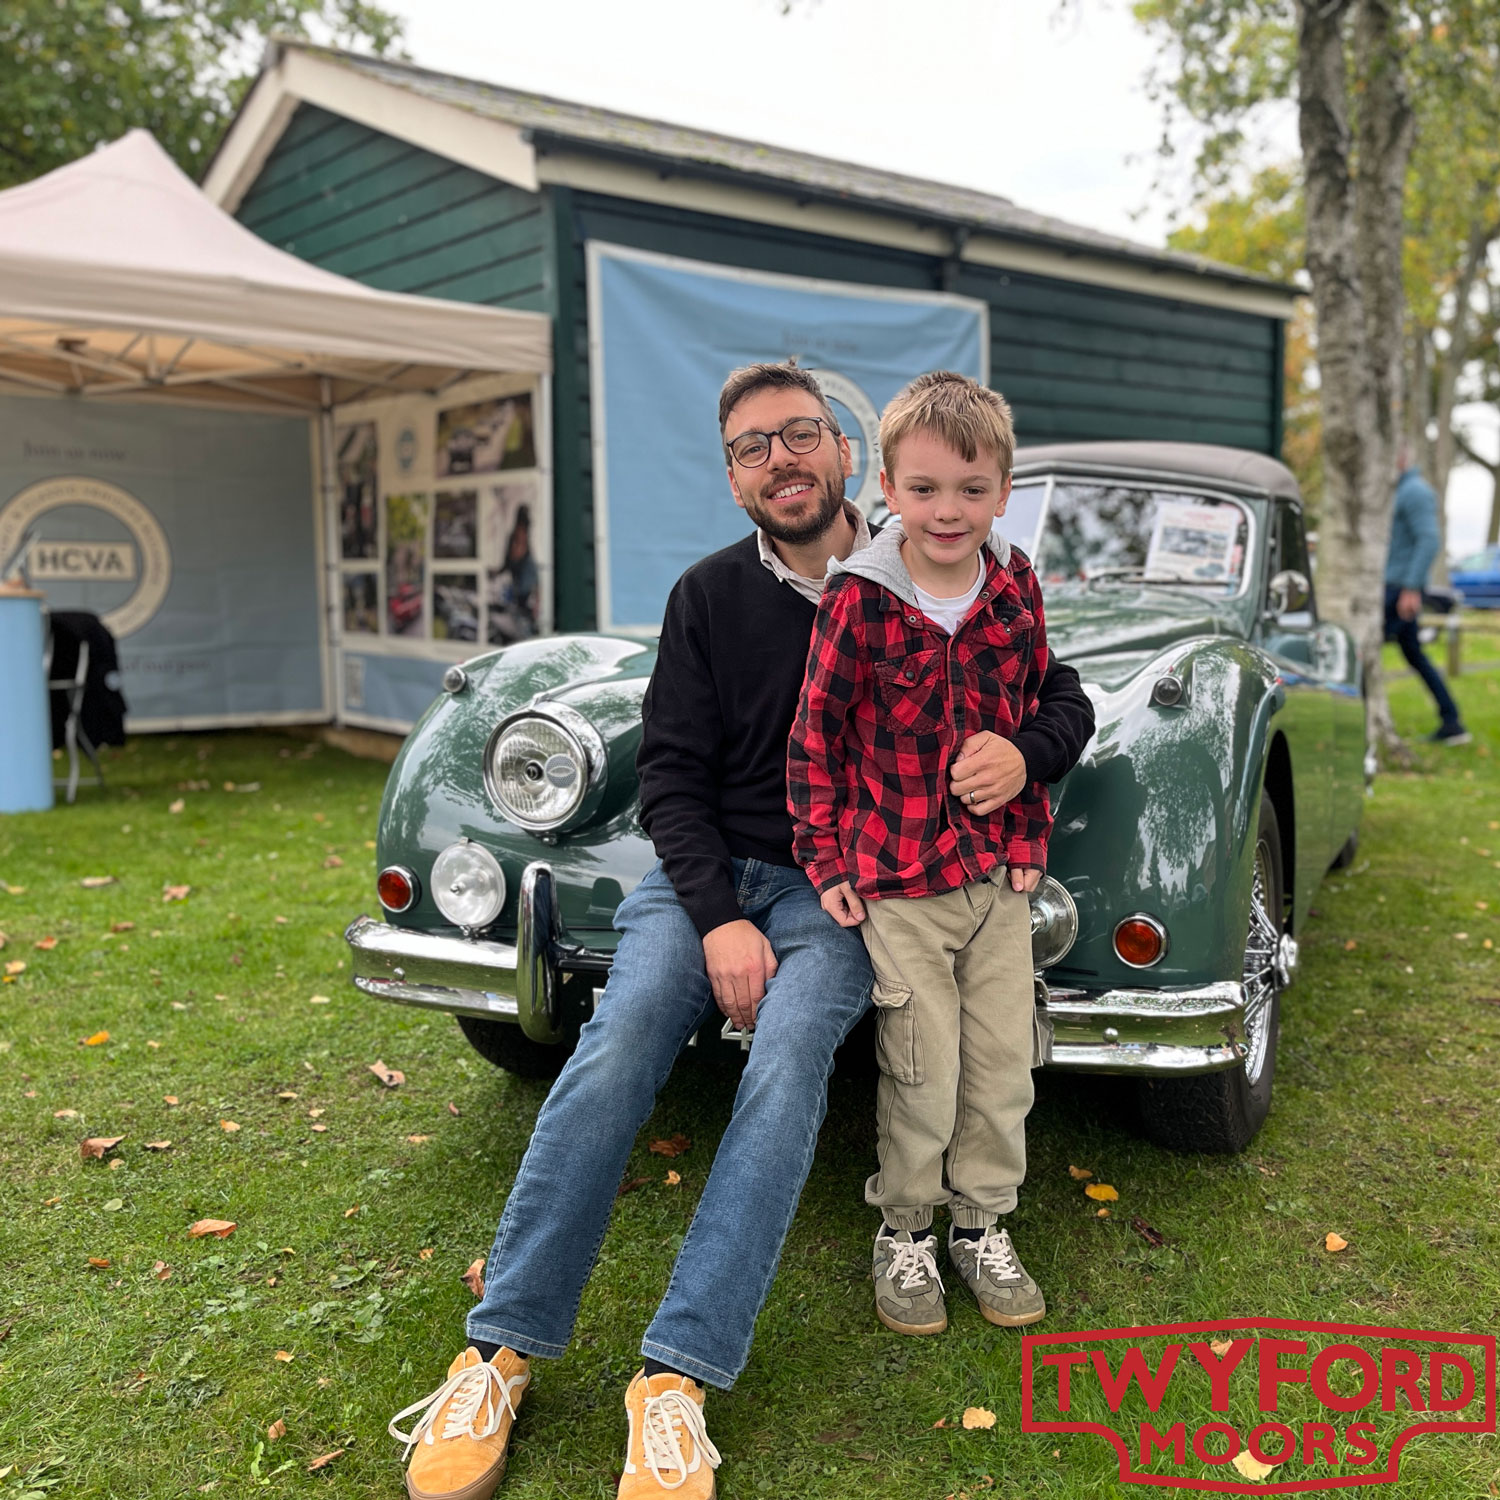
[1013,441,1302,503]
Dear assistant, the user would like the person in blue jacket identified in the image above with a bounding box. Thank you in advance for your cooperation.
[1386,453,1469,745]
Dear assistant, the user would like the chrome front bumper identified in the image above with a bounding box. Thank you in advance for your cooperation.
[347,860,1251,1076]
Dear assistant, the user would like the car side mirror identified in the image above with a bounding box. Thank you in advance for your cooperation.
[1267,569,1311,618]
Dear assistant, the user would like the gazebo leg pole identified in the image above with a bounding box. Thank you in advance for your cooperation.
[319,378,343,726]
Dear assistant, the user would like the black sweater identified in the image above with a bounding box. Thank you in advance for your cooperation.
[637,531,1096,939]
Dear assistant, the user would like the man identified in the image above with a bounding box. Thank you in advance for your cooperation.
[1386,455,1469,746]
[387,362,1096,1500]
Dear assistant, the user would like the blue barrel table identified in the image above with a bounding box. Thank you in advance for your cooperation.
[0,588,54,813]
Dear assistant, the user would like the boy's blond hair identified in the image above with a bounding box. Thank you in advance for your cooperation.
[880,371,1014,478]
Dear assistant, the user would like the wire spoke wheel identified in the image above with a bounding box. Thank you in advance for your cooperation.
[1135,792,1286,1153]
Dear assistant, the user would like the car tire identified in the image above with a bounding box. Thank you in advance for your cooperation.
[1330,830,1358,870]
[455,1014,568,1079]
[1135,793,1285,1154]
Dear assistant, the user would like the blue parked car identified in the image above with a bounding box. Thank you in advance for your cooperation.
[1452,545,1500,609]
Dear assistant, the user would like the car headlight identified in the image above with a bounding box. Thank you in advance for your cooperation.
[431,839,506,930]
[1029,876,1078,969]
[485,707,605,831]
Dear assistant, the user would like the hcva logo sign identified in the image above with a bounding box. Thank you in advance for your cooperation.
[29,541,136,580]
[1022,1319,1496,1493]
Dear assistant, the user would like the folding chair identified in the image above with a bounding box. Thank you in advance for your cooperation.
[43,622,105,804]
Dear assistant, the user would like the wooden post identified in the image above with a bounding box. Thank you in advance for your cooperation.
[1446,616,1462,678]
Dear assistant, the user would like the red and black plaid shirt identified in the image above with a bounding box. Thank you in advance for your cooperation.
[788,547,1052,900]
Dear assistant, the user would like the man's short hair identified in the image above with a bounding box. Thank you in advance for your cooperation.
[880,371,1015,478]
[717,360,841,444]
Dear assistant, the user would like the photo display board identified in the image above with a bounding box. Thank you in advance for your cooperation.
[586,242,988,633]
[331,373,550,728]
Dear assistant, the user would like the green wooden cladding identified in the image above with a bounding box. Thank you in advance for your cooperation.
[235,108,1282,630]
[236,104,551,311]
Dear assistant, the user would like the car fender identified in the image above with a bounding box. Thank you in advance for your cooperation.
[1048,637,1283,990]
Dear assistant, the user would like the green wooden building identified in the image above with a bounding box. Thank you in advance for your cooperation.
[208,39,1294,725]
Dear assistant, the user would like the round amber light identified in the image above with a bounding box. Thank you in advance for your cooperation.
[377,867,415,913]
[1114,917,1165,967]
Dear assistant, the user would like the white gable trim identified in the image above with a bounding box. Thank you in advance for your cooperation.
[205,48,537,213]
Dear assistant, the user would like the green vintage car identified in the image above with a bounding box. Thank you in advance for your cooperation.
[346,441,1365,1153]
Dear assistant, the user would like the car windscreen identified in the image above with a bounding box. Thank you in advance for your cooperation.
[1035,482,1251,594]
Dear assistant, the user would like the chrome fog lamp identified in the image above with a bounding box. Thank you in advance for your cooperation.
[486,710,602,831]
[431,839,507,930]
[1028,876,1079,969]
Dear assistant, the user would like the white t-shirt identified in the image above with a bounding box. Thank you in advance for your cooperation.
[913,560,984,635]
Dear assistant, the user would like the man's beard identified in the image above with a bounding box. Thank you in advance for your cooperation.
[746,467,847,545]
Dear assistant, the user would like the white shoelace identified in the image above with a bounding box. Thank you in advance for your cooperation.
[637,1388,722,1491]
[884,1234,943,1294]
[971,1228,1022,1282]
[387,1359,526,1460]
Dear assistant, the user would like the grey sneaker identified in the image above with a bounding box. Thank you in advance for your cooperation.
[872,1228,947,1335]
[948,1225,1046,1327]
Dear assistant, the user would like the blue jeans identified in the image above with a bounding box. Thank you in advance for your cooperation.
[467,858,872,1389]
[1384,585,1462,729]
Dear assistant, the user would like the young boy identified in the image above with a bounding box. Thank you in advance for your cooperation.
[788,371,1051,1336]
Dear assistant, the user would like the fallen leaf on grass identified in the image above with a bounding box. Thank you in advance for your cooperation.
[322,856,344,869]
[1131,1217,1166,1248]
[461,1259,485,1298]
[310,1123,328,1133]
[1231,1450,1278,1480]
[368,1060,404,1088]
[82,1030,110,1046]
[273,915,288,925]
[419,1248,434,1260]
[1067,1165,1093,1180]
[617,1176,650,1196]
[187,1219,236,1239]
[962,1407,997,1430]
[110,920,134,933]
[103,1198,123,1211]
[447,1102,460,1116]
[1343,939,1357,951]
[275,1091,298,1101]
[153,1261,172,1281]
[1084,1183,1119,1202]
[1325,1232,1349,1252]
[162,884,191,903]
[932,1418,950,1428]
[267,1419,286,1442]
[1095,1208,1110,1218]
[34,936,58,950]
[219,1120,240,1133]
[648,1134,691,1158]
[343,1205,360,1218]
[54,1108,79,1119]
[1209,1338,1234,1357]
[4,885,24,895]
[406,1134,431,1145]
[0,932,5,950]
[163,1095,179,1106]
[5,960,26,976]
[273,1350,294,1361]
[665,1170,681,1186]
[88,1256,111,1268]
[168,798,185,814]
[307,1450,344,1472]
[308,994,330,1005]
[80,1136,124,1160]
[307,1107,324,1119]
[80,875,117,888]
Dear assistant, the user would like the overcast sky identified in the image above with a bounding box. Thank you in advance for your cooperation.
[383,0,1494,555]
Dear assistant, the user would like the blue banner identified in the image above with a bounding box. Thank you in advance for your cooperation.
[587,244,988,631]
[0,395,323,728]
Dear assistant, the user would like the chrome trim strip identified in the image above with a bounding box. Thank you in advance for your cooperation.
[345,914,521,1021]
[1041,980,1247,1076]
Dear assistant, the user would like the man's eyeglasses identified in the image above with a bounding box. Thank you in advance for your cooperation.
[726,416,837,469]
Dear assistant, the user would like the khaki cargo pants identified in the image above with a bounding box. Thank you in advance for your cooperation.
[862,869,1038,1232]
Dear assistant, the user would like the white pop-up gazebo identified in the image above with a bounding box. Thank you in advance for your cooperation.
[0,131,553,731]
[0,129,550,409]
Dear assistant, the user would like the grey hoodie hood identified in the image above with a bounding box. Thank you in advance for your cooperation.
[828,518,1012,609]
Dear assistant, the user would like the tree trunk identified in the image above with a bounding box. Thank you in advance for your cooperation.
[1298,0,1414,761]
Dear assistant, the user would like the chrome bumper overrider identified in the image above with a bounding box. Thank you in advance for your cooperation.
[347,861,1253,1075]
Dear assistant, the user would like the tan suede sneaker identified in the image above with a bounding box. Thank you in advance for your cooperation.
[389,1346,530,1500]
[617,1369,721,1498]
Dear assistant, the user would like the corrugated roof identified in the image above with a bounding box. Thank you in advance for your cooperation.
[275,41,1292,298]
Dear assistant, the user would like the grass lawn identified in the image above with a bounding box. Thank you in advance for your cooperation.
[2,661,1498,1500]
